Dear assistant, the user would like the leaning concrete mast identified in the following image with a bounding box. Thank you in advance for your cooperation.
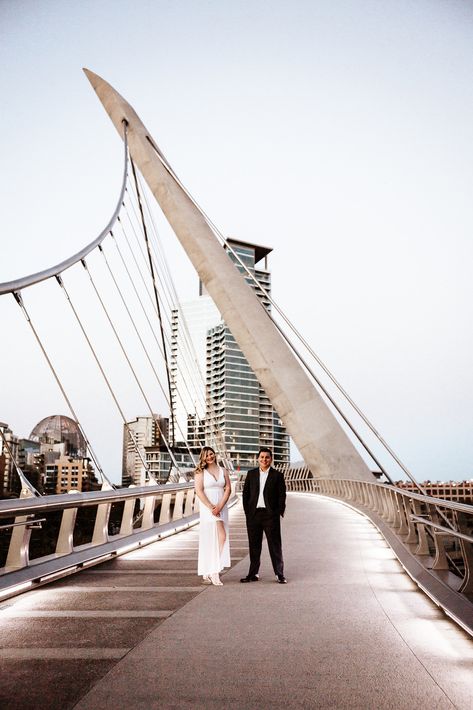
[84,69,374,482]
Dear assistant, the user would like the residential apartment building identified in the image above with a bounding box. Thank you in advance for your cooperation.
[1,416,98,497]
[171,238,290,471]
[0,422,18,496]
[121,415,170,485]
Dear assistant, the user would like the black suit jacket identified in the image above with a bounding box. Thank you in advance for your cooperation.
[242,466,286,518]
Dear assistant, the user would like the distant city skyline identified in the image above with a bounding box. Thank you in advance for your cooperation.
[1,1,473,482]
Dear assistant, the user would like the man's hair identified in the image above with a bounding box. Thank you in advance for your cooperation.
[257,447,273,459]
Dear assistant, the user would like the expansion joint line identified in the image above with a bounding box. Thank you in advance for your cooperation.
[12,289,110,487]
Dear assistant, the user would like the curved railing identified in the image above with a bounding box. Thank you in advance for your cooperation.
[0,479,238,601]
[284,470,473,636]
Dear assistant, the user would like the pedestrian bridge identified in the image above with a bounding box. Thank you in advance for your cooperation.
[1,481,472,709]
[1,70,473,708]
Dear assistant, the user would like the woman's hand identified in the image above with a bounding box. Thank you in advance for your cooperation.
[211,504,221,517]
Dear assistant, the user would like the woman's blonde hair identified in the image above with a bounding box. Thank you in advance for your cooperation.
[195,446,217,475]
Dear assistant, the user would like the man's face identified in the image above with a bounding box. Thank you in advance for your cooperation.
[258,452,272,471]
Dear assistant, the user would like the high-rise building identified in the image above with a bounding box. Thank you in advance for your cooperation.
[170,238,290,471]
[145,445,195,483]
[170,296,221,448]
[0,422,17,497]
[121,415,170,485]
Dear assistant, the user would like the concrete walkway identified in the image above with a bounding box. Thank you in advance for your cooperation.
[1,494,473,709]
[74,494,473,710]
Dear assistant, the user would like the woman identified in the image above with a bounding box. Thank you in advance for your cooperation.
[194,446,231,585]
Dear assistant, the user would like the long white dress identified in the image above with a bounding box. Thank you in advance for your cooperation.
[197,467,231,575]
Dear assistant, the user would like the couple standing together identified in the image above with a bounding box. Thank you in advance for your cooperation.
[194,446,287,586]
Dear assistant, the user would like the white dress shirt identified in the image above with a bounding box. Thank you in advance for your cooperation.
[256,468,269,508]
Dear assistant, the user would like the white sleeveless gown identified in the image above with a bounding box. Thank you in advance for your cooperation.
[197,467,230,575]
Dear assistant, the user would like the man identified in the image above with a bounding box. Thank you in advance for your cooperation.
[241,447,287,584]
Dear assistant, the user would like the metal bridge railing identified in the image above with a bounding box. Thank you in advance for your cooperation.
[0,479,238,601]
[284,471,473,636]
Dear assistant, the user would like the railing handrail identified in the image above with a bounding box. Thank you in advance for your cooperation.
[0,481,194,518]
[410,514,473,544]
[289,474,473,637]
[329,478,473,515]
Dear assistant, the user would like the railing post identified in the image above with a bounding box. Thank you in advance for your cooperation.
[374,486,385,517]
[385,489,397,525]
[396,494,409,535]
[159,492,172,524]
[377,490,393,525]
[119,485,137,536]
[4,486,36,571]
[412,499,430,555]
[184,488,195,517]
[172,489,185,521]
[91,481,114,546]
[430,506,450,570]
[346,481,354,501]
[404,497,418,544]
[368,484,376,510]
[456,512,473,594]
[56,491,80,555]
[141,481,158,530]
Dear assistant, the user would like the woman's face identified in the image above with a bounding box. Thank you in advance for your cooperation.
[205,449,216,465]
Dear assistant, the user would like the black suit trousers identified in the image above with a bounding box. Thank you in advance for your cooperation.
[246,508,284,577]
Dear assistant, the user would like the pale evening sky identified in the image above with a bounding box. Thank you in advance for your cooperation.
[1,0,473,483]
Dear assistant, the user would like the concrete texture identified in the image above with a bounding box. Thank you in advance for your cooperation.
[2,496,473,709]
[84,68,373,483]
[0,504,248,710]
[73,496,473,710]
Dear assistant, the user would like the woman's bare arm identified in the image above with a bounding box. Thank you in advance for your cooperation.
[194,472,217,511]
[214,469,232,513]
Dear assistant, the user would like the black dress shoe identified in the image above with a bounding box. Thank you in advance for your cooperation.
[276,575,288,584]
[240,575,259,583]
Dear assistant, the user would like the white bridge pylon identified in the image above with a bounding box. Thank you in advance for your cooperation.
[84,68,373,482]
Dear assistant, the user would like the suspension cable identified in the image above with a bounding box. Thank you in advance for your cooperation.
[0,425,41,496]
[130,159,175,447]
[145,137,423,489]
[12,290,112,487]
[79,258,183,473]
[112,224,206,452]
[97,242,196,466]
[54,274,151,478]
[117,201,213,447]
[133,173,230,462]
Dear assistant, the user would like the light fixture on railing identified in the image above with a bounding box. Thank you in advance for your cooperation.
[38,567,78,584]
[81,553,115,568]
[0,581,33,601]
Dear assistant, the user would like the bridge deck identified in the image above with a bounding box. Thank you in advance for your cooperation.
[1,494,472,709]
